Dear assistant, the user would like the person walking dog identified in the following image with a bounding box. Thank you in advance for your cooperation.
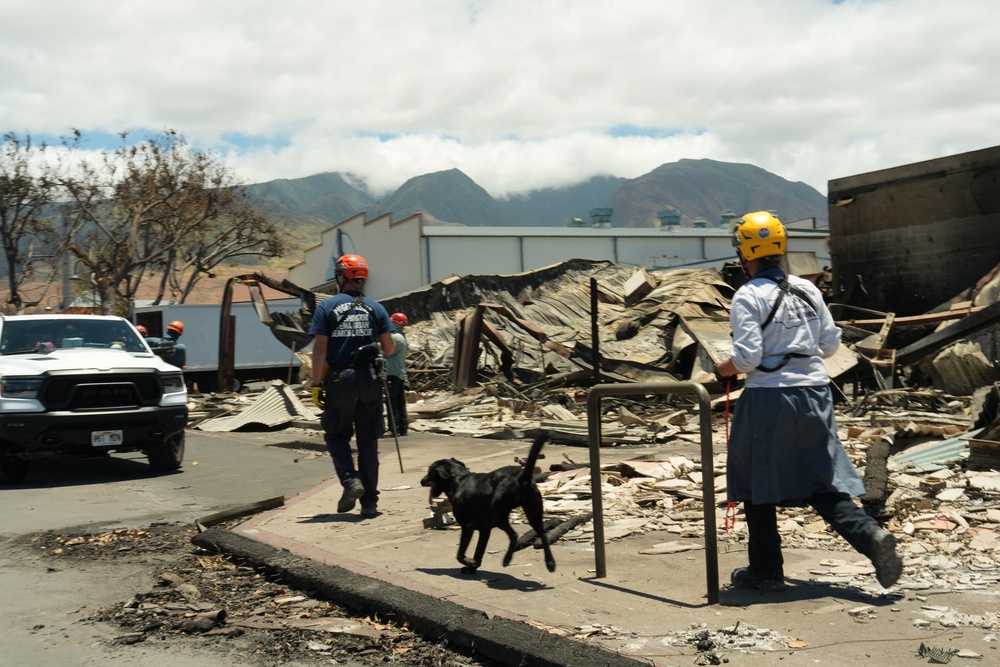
[715,210,903,592]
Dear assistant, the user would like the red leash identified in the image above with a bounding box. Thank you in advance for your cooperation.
[723,375,737,534]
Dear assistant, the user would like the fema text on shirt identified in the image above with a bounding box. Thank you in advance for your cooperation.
[331,310,374,338]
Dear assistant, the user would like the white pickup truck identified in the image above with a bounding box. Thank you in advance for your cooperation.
[0,314,189,483]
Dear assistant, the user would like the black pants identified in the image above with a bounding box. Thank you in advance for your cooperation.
[744,491,881,579]
[320,366,383,506]
[385,375,408,435]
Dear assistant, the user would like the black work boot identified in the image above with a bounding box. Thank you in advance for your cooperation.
[730,566,785,592]
[870,528,903,588]
[337,478,364,513]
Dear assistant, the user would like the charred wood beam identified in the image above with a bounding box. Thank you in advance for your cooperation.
[896,301,1000,367]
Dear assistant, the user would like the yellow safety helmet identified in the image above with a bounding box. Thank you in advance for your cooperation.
[732,211,786,260]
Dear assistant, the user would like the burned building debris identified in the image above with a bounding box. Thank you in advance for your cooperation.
[177,254,1000,658]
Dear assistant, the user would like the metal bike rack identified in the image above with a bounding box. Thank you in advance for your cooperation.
[587,381,719,604]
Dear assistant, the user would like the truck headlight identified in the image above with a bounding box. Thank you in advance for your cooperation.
[161,374,186,395]
[1,377,43,399]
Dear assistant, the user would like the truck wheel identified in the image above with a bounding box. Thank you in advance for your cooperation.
[147,433,185,472]
[0,445,30,484]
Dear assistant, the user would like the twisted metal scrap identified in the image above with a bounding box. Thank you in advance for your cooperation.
[918,642,958,664]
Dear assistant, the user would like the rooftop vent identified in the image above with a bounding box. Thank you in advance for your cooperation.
[589,208,613,228]
[657,208,681,230]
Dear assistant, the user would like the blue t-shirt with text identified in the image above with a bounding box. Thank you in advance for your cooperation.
[309,291,392,366]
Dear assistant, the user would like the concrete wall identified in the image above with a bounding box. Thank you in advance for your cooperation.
[828,146,1000,316]
[288,214,830,301]
[288,213,423,300]
[521,238,616,272]
[426,237,522,282]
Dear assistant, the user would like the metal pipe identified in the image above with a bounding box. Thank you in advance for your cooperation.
[586,381,719,604]
[590,278,600,386]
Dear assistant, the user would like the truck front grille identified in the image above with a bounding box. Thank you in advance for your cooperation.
[41,374,163,410]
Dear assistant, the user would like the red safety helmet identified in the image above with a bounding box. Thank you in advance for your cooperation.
[390,312,408,327]
[136,325,148,337]
[167,320,184,336]
[335,254,368,281]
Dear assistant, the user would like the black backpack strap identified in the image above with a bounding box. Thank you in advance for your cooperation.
[760,285,787,330]
[757,276,817,330]
[756,352,811,373]
[754,275,819,372]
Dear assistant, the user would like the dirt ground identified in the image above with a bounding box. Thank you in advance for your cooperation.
[11,521,504,667]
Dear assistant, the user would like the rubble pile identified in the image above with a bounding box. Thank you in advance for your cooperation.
[190,261,1000,612]
[31,525,498,666]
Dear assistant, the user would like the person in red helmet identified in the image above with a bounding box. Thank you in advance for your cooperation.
[385,313,409,436]
[147,320,187,369]
[309,254,394,518]
[162,320,186,370]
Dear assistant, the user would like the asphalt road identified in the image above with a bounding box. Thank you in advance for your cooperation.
[0,428,337,667]
[0,429,333,533]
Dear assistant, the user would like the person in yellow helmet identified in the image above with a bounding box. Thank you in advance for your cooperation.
[715,211,902,592]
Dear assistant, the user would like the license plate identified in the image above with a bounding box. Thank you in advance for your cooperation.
[92,430,123,447]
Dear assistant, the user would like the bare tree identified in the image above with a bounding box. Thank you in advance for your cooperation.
[62,130,284,314]
[0,134,58,313]
[161,190,283,303]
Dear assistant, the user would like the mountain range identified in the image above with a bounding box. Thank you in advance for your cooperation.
[247,158,829,249]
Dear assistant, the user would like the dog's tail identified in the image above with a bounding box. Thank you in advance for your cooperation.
[518,431,550,487]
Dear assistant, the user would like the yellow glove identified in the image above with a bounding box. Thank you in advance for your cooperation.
[311,384,326,409]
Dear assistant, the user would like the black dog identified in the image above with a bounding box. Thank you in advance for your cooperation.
[420,433,556,574]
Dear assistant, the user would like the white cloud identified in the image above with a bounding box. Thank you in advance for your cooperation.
[3,0,999,197]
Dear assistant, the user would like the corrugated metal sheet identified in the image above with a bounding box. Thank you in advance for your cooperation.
[888,428,982,472]
[196,384,315,433]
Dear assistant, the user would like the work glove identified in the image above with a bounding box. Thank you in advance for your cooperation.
[311,384,326,409]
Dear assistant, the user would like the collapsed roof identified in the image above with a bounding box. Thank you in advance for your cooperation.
[223,257,1000,400]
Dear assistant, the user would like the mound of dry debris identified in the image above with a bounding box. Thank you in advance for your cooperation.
[27,523,503,666]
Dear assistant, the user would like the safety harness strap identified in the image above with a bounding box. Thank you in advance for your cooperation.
[755,275,818,372]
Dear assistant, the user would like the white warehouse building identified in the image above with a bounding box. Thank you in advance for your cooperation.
[288,212,830,300]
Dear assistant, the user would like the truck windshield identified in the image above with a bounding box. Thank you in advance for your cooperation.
[0,319,147,355]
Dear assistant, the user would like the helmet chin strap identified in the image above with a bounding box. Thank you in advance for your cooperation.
[738,252,751,278]
[337,274,365,294]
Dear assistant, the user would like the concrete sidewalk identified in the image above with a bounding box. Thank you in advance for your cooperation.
[218,431,996,667]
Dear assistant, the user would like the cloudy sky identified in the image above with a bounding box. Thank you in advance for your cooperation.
[3,0,998,198]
